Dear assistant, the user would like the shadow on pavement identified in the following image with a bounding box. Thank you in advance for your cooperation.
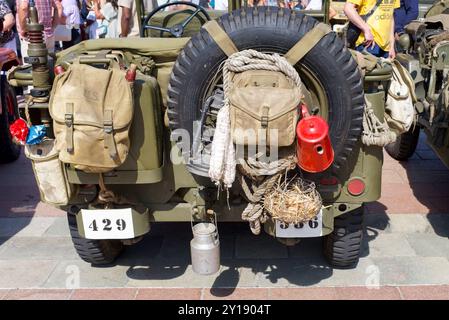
[112,217,384,296]
[396,133,449,238]
[0,151,37,247]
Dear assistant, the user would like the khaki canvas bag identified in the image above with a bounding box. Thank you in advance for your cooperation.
[25,139,73,205]
[228,70,301,146]
[385,60,416,135]
[49,59,133,173]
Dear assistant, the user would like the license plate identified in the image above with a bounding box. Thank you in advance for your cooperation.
[81,208,135,240]
[275,209,323,238]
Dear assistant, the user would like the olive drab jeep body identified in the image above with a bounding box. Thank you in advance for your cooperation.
[386,0,449,168]
[8,0,394,269]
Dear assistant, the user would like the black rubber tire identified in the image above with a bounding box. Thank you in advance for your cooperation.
[385,126,420,161]
[67,212,124,265]
[323,205,364,269]
[167,7,364,175]
[0,78,21,163]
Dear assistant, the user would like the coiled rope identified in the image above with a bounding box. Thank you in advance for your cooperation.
[208,49,302,234]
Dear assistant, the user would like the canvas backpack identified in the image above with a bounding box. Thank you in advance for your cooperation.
[228,70,301,146]
[49,59,134,173]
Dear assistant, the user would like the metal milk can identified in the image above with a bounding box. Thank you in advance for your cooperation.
[190,214,220,275]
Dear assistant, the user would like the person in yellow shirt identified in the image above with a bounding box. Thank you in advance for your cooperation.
[344,0,400,58]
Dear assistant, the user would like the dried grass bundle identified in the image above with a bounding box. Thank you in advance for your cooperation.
[264,176,322,224]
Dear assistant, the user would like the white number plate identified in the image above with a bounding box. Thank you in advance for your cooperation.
[275,209,323,238]
[81,208,135,240]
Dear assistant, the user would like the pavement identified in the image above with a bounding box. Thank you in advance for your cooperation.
[1,133,449,300]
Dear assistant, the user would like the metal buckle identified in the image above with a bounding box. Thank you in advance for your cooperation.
[64,114,73,127]
[261,116,269,128]
[104,120,113,134]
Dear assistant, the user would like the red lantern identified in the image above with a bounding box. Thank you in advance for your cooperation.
[296,105,334,173]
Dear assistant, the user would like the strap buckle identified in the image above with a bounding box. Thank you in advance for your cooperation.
[64,114,73,127]
[261,105,269,128]
[103,120,113,134]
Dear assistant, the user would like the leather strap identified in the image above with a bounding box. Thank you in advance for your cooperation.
[203,20,238,57]
[103,109,118,161]
[64,103,74,153]
[284,23,332,66]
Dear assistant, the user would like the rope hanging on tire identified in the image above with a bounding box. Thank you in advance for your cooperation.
[209,49,303,189]
[208,49,302,234]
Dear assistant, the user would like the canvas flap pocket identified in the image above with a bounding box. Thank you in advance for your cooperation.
[25,140,72,205]
[49,59,134,172]
[228,70,301,146]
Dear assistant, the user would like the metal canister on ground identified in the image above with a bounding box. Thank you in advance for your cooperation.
[190,215,220,275]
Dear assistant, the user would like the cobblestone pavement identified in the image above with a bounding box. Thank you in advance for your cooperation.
[0,134,449,299]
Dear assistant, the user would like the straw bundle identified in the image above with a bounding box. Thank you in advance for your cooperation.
[264,176,322,224]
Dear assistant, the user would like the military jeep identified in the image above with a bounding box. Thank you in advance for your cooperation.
[10,0,394,270]
[386,0,449,169]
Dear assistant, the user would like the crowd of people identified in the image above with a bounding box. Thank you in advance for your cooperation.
[0,0,421,60]
[0,0,153,58]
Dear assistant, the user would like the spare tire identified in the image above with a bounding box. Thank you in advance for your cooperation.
[167,7,364,177]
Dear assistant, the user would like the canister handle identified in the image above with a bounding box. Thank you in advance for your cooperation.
[190,210,219,242]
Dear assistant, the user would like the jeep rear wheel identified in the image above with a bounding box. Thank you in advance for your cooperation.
[67,212,124,265]
[167,7,364,177]
[323,205,364,269]
[385,126,420,161]
[0,78,21,163]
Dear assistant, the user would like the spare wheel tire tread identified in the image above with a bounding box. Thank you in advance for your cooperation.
[167,7,364,176]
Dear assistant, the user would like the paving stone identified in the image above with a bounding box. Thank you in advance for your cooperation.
[32,202,65,217]
[426,213,449,237]
[203,287,269,300]
[398,170,449,184]
[71,288,137,300]
[376,195,435,214]
[0,186,40,204]
[364,212,390,230]
[335,286,402,299]
[381,169,406,184]
[235,234,288,259]
[372,257,449,285]
[0,237,78,260]
[0,202,38,217]
[255,259,335,288]
[4,289,72,300]
[268,286,402,300]
[315,258,379,288]
[287,238,326,263]
[136,288,202,300]
[0,217,56,237]
[43,260,130,288]
[401,159,448,171]
[399,285,449,300]
[219,235,235,259]
[416,150,441,160]
[406,233,449,259]
[214,259,258,288]
[0,260,58,288]
[385,214,433,234]
[125,263,220,288]
[116,235,164,265]
[0,289,10,299]
[269,287,338,299]
[126,259,257,288]
[43,217,70,237]
[362,233,416,258]
[365,213,434,234]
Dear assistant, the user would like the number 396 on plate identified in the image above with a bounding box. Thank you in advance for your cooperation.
[80,208,135,240]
